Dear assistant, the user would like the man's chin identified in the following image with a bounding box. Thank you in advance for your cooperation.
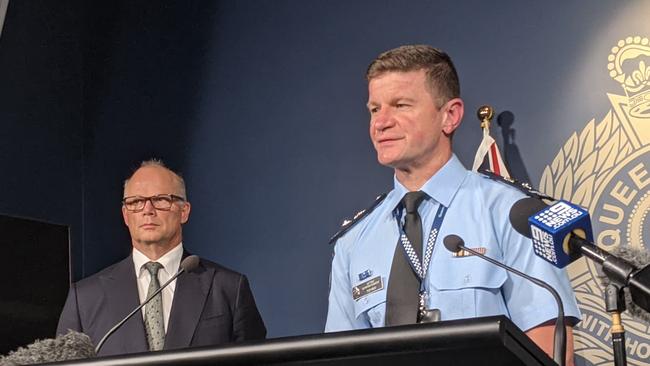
[137,235,164,246]
[377,155,399,168]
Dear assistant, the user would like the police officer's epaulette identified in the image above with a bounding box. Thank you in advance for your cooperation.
[478,168,555,201]
[328,193,387,244]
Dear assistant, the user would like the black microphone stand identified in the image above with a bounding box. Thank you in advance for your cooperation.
[94,267,187,354]
[569,235,631,366]
[447,241,566,366]
[604,283,627,366]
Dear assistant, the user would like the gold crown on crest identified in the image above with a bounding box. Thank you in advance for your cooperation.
[607,36,650,118]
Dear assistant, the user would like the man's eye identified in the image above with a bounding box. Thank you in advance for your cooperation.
[396,103,410,108]
[369,107,379,114]
[127,198,144,206]
[152,197,171,204]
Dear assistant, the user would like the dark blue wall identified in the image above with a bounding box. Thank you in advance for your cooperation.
[0,1,83,262]
[81,2,221,279]
[2,2,650,365]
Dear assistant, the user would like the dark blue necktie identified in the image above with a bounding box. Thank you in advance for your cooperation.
[385,191,426,326]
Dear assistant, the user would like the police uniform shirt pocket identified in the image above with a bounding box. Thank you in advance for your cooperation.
[428,256,508,320]
[351,276,387,327]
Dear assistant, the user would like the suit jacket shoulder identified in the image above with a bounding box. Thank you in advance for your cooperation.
[57,255,147,356]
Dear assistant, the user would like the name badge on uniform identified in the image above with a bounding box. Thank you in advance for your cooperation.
[452,247,487,257]
[352,276,383,301]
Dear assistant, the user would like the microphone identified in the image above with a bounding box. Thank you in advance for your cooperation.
[443,234,567,366]
[600,246,650,324]
[509,198,605,268]
[508,198,650,313]
[509,197,548,239]
[94,255,200,354]
[529,199,594,268]
[0,331,95,365]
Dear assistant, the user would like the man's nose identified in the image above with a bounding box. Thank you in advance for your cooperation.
[372,108,395,131]
[142,199,156,214]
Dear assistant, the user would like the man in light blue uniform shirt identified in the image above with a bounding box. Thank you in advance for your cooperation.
[325,45,580,364]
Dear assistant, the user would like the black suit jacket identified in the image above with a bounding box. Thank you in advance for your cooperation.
[57,254,266,356]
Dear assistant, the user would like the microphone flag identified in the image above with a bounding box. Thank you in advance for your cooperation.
[529,200,594,268]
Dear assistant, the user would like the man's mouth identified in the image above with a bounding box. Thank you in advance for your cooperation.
[377,136,402,144]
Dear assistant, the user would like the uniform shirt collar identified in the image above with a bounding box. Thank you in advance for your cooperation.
[389,154,467,210]
[133,242,184,278]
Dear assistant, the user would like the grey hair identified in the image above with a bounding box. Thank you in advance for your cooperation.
[123,159,187,199]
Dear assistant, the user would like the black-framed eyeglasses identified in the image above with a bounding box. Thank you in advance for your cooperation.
[122,194,186,212]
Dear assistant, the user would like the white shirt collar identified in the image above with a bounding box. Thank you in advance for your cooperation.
[133,242,184,278]
[389,153,467,211]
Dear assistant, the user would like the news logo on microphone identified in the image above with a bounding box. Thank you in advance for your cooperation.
[529,200,594,268]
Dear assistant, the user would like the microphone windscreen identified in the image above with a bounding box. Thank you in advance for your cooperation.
[509,197,548,238]
[0,331,95,365]
[443,234,464,253]
[600,246,650,324]
[180,255,200,272]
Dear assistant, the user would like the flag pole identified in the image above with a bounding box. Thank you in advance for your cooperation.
[472,105,510,178]
[477,105,494,130]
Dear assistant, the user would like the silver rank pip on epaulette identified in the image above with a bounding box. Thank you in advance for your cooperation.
[478,168,556,201]
[328,193,387,244]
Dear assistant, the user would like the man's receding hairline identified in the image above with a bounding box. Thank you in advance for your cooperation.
[123,161,187,199]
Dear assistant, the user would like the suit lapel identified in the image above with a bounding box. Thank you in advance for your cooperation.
[164,256,214,349]
[99,256,148,354]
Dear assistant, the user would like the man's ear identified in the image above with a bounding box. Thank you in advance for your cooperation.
[441,98,464,135]
[180,202,191,224]
[122,206,129,226]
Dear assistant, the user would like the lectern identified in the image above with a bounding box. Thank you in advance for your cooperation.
[42,316,556,366]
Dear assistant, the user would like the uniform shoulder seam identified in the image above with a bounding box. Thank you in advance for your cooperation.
[328,193,387,244]
[477,168,553,200]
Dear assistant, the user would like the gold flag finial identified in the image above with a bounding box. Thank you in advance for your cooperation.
[477,105,494,129]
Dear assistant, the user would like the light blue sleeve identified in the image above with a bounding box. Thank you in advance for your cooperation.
[324,238,370,332]
[497,190,582,331]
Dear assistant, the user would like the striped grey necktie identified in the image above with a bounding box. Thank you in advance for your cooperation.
[143,261,165,351]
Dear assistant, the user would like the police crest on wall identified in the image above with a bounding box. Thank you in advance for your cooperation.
[540,36,650,366]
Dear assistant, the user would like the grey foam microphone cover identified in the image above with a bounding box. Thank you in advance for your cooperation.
[0,330,95,365]
[508,197,548,238]
[443,234,464,253]
[181,254,200,272]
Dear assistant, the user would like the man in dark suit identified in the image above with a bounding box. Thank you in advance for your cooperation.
[57,160,266,356]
